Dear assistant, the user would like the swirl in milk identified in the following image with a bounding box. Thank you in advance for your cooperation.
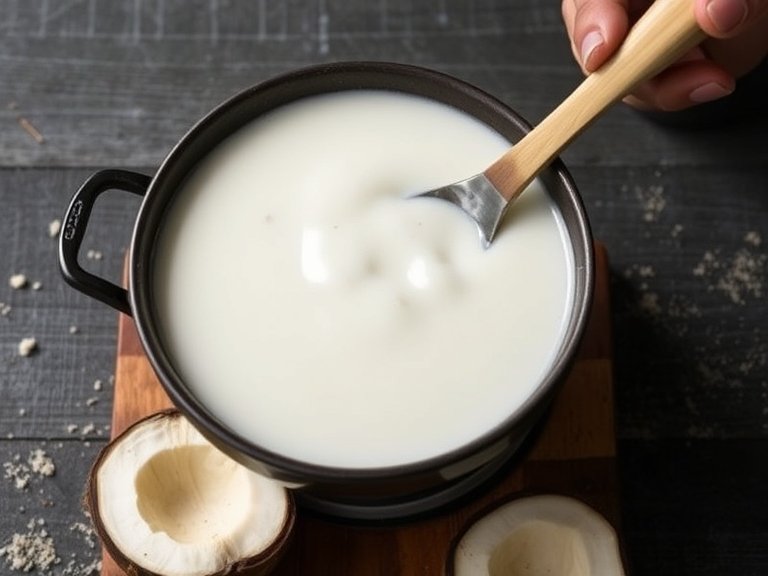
[154,91,574,468]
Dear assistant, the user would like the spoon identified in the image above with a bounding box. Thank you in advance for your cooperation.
[414,0,705,247]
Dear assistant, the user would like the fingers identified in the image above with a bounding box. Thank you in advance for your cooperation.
[562,0,768,68]
[562,0,631,72]
[703,9,768,77]
[695,0,768,38]
[560,0,754,111]
[624,48,735,110]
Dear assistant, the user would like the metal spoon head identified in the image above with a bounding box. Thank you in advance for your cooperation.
[411,173,508,249]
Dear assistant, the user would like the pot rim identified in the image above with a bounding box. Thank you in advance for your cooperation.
[129,61,594,484]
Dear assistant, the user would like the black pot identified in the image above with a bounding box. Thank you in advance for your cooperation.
[59,62,593,521]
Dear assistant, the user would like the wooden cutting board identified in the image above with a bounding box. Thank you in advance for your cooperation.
[103,243,616,575]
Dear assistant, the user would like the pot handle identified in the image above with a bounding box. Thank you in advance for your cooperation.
[58,169,151,316]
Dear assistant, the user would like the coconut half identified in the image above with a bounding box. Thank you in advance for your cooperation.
[87,409,295,576]
[447,494,625,576]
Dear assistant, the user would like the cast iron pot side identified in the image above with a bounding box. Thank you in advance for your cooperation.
[59,61,594,521]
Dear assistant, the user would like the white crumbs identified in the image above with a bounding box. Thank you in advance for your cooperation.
[60,520,102,576]
[9,274,28,290]
[3,449,56,490]
[65,421,106,437]
[0,519,59,573]
[48,219,61,238]
[2,217,108,576]
[635,184,666,222]
[744,231,762,247]
[1,444,102,574]
[693,234,766,305]
[3,456,31,490]
[18,337,37,357]
[29,449,56,478]
[624,264,658,298]
[9,274,42,291]
[638,291,662,316]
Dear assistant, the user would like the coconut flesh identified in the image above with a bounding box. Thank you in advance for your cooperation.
[87,410,295,576]
[449,494,625,576]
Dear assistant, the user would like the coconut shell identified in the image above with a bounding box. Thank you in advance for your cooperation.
[85,409,296,576]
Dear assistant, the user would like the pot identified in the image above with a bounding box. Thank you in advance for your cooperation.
[59,62,593,521]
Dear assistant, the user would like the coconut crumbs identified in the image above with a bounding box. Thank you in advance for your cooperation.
[18,338,38,357]
[48,219,61,238]
[9,274,28,290]
[3,450,56,490]
[692,234,766,305]
[0,519,59,573]
[635,184,666,222]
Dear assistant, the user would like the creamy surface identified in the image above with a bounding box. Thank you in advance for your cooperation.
[154,91,574,468]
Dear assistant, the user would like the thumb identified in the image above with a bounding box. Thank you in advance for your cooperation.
[695,0,768,38]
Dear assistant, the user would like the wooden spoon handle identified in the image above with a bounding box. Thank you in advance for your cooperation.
[486,0,706,201]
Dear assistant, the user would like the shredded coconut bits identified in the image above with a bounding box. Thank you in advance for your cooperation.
[9,274,28,290]
[0,519,59,573]
[18,338,38,357]
[3,450,56,491]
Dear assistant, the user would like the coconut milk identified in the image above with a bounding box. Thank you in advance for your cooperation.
[154,91,574,469]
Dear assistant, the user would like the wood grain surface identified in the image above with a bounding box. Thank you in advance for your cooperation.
[101,244,616,575]
[2,2,767,574]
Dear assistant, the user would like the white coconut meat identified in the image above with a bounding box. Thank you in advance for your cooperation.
[450,494,625,576]
[90,410,294,576]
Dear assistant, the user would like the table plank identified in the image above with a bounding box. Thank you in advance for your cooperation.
[1,1,765,169]
[2,0,767,573]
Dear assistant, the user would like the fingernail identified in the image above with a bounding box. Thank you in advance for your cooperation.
[580,30,604,70]
[706,0,748,34]
[689,82,733,103]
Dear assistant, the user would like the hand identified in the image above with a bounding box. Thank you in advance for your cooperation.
[561,0,768,111]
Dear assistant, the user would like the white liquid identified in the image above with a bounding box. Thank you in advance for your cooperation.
[154,91,574,469]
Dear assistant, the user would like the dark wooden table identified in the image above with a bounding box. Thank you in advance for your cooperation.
[1,2,766,575]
